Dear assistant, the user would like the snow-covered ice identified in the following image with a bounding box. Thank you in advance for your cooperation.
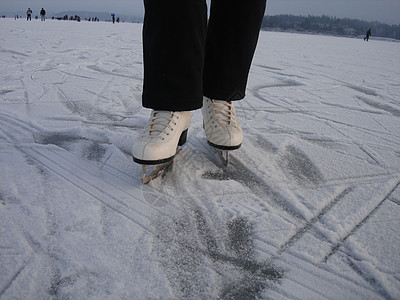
[1,18,399,299]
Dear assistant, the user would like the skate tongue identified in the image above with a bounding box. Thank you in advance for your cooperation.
[212,101,236,126]
[147,111,174,137]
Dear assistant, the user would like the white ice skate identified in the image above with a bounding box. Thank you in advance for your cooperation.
[202,97,243,166]
[132,110,191,183]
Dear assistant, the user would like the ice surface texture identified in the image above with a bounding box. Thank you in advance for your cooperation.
[0,19,399,299]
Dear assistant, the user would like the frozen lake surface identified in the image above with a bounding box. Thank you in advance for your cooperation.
[1,18,400,299]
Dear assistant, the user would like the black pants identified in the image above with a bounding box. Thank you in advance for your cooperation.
[142,0,267,111]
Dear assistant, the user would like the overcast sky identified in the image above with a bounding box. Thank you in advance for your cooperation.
[1,0,399,25]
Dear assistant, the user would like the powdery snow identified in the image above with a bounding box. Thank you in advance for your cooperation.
[0,18,399,299]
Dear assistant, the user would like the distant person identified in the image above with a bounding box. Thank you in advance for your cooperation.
[26,8,32,21]
[364,28,371,41]
[40,8,46,21]
[111,13,116,24]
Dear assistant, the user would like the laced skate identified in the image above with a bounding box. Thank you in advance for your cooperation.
[202,97,243,166]
[132,110,191,183]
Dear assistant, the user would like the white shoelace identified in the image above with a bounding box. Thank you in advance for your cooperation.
[144,111,176,138]
[211,100,237,127]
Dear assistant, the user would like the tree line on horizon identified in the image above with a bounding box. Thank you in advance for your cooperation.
[261,15,400,40]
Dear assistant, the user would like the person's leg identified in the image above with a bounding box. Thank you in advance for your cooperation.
[133,0,207,169]
[201,0,266,151]
[142,0,207,111]
[203,0,266,101]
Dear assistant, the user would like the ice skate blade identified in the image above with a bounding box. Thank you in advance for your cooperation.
[141,161,173,184]
[206,141,233,167]
[219,150,230,167]
[134,148,182,184]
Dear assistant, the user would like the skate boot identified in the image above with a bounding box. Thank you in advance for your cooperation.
[132,110,191,183]
[202,97,243,165]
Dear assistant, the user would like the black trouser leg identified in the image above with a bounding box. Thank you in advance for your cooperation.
[142,0,207,111]
[203,0,266,101]
[142,0,266,110]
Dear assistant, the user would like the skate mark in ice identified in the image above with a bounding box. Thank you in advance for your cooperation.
[320,100,386,115]
[56,87,112,122]
[193,209,219,254]
[154,207,283,299]
[203,154,305,220]
[59,70,96,81]
[357,144,382,166]
[153,210,210,298]
[56,88,81,115]
[323,180,400,263]
[49,270,107,298]
[23,228,48,255]
[0,48,29,57]
[256,78,303,89]
[0,259,31,298]
[279,145,324,186]
[56,84,135,124]
[299,136,343,150]
[251,134,279,154]
[37,133,84,148]
[255,64,284,71]
[226,218,253,258]
[388,185,400,205]
[345,256,394,300]
[36,133,109,163]
[99,205,124,238]
[140,166,175,208]
[251,79,304,104]
[87,65,142,80]
[196,212,284,299]
[82,142,107,162]
[23,153,48,177]
[234,99,279,121]
[356,96,400,116]
[255,64,309,79]
[278,187,353,254]
[0,189,20,205]
[19,146,154,234]
[0,89,14,95]
[346,84,378,97]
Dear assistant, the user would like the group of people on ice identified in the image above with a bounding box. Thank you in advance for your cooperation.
[25,8,118,23]
[26,8,46,21]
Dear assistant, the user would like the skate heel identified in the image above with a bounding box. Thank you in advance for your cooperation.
[178,129,188,146]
